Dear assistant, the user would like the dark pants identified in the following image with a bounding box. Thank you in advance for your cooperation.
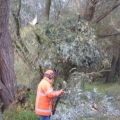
[40,115,51,120]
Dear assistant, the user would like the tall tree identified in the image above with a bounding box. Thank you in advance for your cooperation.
[0,0,16,111]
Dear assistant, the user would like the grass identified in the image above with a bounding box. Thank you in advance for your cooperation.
[85,82,120,96]
[3,109,39,120]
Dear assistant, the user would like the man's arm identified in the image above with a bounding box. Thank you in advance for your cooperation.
[46,89,64,98]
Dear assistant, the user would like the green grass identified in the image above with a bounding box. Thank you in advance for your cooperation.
[9,109,39,120]
[85,82,120,96]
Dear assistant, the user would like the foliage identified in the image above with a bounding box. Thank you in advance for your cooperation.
[14,54,40,87]
[51,73,120,120]
[9,0,120,83]
[19,18,103,77]
[40,19,102,67]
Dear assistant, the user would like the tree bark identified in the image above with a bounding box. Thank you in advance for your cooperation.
[105,48,120,83]
[97,33,120,38]
[117,76,120,83]
[84,0,98,21]
[116,48,120,82]
[0,0,16,111]
[44,0,52,20]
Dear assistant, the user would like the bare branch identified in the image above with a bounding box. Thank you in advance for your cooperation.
[97,33,120,38]
[95,2,120,23]
[87,69,110,76]
[114,27,120,32]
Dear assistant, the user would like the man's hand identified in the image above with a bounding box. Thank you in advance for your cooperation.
[58,89,64,96]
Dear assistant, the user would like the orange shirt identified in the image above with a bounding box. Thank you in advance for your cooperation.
[35,77,60,116]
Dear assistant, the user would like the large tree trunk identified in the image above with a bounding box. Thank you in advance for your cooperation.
[0,0,16,111]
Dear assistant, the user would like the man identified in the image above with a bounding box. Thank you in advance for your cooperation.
[35,69,64,120]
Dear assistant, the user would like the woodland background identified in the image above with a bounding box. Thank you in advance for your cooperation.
[0,0,120,120]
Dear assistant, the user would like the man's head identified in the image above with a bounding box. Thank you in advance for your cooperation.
[44,69,56,79]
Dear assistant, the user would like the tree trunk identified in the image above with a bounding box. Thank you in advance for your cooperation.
[84,0,98,21]
[0,0,16,111]
[116,48,120,82]
[105,55,117,82]
[117,76,120,83]
[105,48,120,83]
[44,0,52,20]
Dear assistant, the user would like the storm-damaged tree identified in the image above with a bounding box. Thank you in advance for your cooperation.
[0,0,16,111]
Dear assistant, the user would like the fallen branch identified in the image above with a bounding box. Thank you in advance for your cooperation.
[87,69,110,76]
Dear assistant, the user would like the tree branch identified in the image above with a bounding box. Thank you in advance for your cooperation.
[97,32,120,38]
[87,69,110,76]
[95,2,120,23]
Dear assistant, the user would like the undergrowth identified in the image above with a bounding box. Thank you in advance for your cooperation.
[3,89,39,120]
